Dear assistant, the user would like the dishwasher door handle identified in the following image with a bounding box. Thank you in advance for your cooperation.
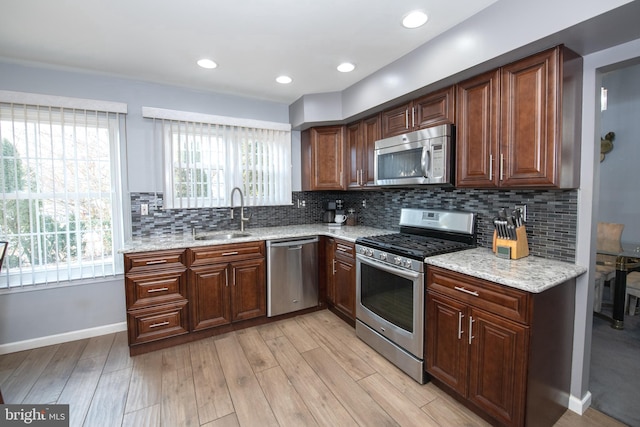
[268,237,319,248]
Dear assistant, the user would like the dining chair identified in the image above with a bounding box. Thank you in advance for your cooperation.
[595,222,624,303]
[625,272,640,316]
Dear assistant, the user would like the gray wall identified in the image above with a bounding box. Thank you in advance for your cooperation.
[599,62,640,242]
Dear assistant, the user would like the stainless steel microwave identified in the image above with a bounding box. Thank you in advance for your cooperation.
[374,124,454,186]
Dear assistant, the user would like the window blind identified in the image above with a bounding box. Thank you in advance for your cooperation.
[143,107,292,209]
[0,92,126,289]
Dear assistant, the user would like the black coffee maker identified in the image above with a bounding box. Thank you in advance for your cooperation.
[322,201,336,223]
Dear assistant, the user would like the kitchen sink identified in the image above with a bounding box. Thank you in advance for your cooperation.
[194,232,251,241]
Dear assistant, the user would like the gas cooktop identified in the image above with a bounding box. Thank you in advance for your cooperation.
[356,233,475,260]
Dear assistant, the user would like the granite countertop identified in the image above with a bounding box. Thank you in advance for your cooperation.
[425,247,587,293]
[120,224,392,253]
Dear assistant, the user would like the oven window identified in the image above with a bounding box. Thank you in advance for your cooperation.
[377,147,423,180]
[360,262,414,332]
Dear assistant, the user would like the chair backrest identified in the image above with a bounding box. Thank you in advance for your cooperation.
[597,222,624,259]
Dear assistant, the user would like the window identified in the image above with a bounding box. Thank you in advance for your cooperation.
[143,107,292,209]
[0,91,127,289]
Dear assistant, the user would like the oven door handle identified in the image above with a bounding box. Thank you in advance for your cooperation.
[356,254,421,280]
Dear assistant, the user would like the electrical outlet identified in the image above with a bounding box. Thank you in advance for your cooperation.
[515,204,527,222]
[362,200,367,208]
[141,203,149,215]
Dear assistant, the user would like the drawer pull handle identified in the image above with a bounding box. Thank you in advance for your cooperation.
[454,286,479,297]
[146,260,168,265]
[149,321,170,328]
[222,251,239,256]
[147,287,169,293]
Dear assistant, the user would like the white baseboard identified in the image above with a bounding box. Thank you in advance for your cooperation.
[569,391,592,415]
[0,322,128,355]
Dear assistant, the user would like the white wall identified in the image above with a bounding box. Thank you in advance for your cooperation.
[599,63,640,242]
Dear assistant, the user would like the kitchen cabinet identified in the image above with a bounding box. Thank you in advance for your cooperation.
[188,241,266,331]
[456,46,582,188]
[426,266,576,427]
[347,114,379,188]
[124,249,190,347]
[325,238,356,323]
[381,86,455,138]
[301,125,346,190]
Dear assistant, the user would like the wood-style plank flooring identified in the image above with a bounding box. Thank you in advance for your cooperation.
[0,310,626,427]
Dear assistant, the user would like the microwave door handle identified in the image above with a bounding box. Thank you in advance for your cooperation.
[421,145,432,180]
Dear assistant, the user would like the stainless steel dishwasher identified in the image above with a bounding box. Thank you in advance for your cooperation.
[267,236,319,317]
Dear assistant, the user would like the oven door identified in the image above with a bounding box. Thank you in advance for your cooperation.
[355,253,424,359]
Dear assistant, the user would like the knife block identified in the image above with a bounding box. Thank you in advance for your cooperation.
[492,226,529,259]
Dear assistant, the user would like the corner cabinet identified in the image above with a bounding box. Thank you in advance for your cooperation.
[381,86,455,138]
[426,266,576,427]
[301,125,346,190]
[456,45,582,188]
[325,237,356,324]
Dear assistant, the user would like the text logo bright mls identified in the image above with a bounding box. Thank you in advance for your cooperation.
[1,405,69,426]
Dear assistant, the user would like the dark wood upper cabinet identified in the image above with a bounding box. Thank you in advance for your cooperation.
[347,114,380,189]
[456,46,582,189]
[381,86,455,138]
[301,125,346,191]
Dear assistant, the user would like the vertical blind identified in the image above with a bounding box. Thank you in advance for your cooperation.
[143,107,292,209]
[0,91,126,289]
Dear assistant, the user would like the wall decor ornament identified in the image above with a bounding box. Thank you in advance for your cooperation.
[600,131,615,162]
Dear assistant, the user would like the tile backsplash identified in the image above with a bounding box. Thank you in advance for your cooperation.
[131,187,577,262]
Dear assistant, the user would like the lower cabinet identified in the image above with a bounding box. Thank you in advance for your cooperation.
[325,238,356,322]
[426,266,575,427]
[188,242,266,332]
[124,242,266,354]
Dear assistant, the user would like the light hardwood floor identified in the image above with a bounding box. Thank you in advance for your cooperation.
[0,310,626,427]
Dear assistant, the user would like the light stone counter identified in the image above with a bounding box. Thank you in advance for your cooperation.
[120,224,392,253]
[425,247,587,293]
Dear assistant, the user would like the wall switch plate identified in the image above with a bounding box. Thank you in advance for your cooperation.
[141,203,149,215]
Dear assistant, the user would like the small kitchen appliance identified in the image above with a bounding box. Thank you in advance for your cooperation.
[355,208,476,383]
[322,201,336,223]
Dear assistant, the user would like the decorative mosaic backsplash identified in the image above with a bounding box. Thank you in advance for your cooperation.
[131,187,578,262]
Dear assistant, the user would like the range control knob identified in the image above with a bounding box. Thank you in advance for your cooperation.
[394,256,402,265]
[366,248,374,257]
[404,259,413,268]
[359,247,366,254]
[379,252,387,261]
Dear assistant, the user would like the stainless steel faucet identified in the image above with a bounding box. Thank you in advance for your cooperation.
[230,187,251,232]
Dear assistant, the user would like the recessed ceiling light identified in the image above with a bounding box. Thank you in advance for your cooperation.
[276,75,292,84]
[197,58,218,69]
[402,11,428,29]
[337,62,356,73]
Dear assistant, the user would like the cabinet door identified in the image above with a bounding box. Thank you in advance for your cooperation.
[361,115,380,186]
[325,238,336,304]
[413,86,455,130]
[304,126,346,190]
[189,264,231,331]
[334,255,355,320]
[468,308,528,427]
[346,121,363,189]
[456,70,500,188]
[381,103,411,138]
[426,292,469,396]
[230,257,266,322]
[500,47,559,187]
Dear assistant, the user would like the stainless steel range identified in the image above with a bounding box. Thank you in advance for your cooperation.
[355,208,476,383]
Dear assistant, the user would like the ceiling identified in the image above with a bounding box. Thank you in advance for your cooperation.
[0,0,497,104]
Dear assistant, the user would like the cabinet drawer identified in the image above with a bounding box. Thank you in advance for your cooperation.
[125,268,187,309]
[335,240,355,259]
[427,267,530,324]
[124,249,187,273]
[188,241,265,266]
[128,301,189,345]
